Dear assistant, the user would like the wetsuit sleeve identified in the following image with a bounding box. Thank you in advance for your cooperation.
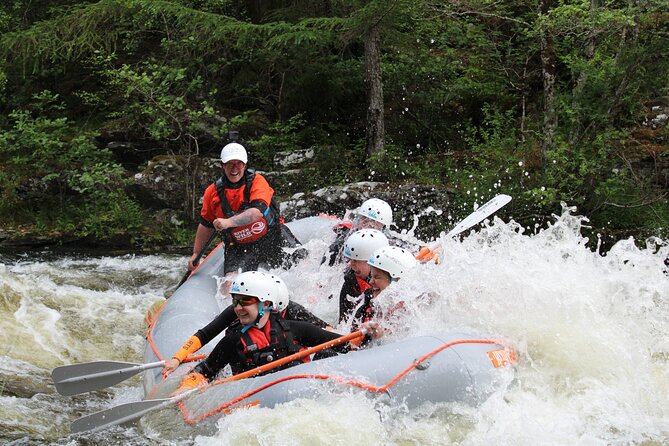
[247,174,274,214]
[194,305,237,344]
[284,301,329,328]
[387,234,419,252]
[338,269,362,323]
[323,228,349,266]
[288,321,352,353]
[195,333,239,381]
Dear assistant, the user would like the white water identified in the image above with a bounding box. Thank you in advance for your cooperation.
[1,207,668,445]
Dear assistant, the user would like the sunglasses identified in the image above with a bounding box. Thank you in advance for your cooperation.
[231,295,258,307]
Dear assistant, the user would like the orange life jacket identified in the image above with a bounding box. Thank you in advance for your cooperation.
[215,169,281,244]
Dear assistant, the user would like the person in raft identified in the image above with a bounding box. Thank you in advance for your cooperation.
[162,271,331,377]
[337,228,390,323]
[350,245,417,346]
[188,139,299,290]
[323,198,393,266]
[323,197,438,267]
[175,271,383,391]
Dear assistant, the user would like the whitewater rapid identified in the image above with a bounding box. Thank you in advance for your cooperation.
[1,207,667,445]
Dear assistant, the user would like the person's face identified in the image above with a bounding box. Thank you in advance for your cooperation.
[348,258,371,279]
[354,215,384,230]
[223,160,246,182]
[232,294,260,325]
[369,266,392,297]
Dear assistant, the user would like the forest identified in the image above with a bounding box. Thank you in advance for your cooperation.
[0,0,668,247]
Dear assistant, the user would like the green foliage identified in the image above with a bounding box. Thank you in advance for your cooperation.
[95,55,225,149]
[0,0,667,247]
[247,114,309,168]
[0,90,146,241]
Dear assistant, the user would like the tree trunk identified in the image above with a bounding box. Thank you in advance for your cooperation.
[539,0,558,164]
[569,0,598,146]
[364,24,385,160]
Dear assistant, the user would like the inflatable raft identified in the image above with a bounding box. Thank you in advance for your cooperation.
[142,217,517,429]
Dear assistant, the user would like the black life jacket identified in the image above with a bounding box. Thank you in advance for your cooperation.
[214,168,282,243]
[353,288,376,327]
[228,312,308,375]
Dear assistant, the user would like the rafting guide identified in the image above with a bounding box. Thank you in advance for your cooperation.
[188,134,299,292]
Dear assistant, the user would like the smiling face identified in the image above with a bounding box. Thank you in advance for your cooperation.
[348,258,371,279]
[232,294,260,325]
[353,215,384,231]
[369,266,392,297]
[223,160,246,183]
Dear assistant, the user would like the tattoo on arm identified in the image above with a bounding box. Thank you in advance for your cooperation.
[228,208,262,227]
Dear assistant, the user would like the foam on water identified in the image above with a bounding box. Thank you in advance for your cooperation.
[1,207,668,444]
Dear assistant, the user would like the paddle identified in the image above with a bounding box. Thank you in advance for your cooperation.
[70,329,366,434]
[174,229,219,290]
[444,194,512,238]
[415,194,512,263]
[52,355,206,397]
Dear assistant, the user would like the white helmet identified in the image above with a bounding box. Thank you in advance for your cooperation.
[220,142,248,164]
[230,271,289,311]
[368,246,417,280]
[271,274,290,312]
[357,198,393,227]
[343,229,389,261]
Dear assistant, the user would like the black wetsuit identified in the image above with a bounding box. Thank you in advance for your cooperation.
[193,300,329,346]
[194,315,349,380]
[323,225,352,266]
[349,289,376,347]
[338,269,369,323]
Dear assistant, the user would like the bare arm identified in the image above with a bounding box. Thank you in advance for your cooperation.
[213,207,263,231]
[189,224,216,270]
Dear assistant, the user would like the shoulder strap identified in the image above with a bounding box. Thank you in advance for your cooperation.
[214,177,236,218]
[270,313,299,354]
[244,168,256,207]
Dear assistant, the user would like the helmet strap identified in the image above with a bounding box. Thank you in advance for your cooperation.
[240,302,273,333]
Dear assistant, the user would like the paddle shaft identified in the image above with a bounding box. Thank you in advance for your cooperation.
[175,229,219,289]
[71,329,366,433]
[53,354,207,396]
[213,329,366,385]
[56,361,164,385]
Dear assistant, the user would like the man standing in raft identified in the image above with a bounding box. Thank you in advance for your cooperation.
[188,139,286,286]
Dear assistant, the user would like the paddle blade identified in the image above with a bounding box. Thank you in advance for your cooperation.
[445,194,512,238]
[52,361,146,396]
[70,398,170,433]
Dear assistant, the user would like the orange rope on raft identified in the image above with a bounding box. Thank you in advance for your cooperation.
[178,338,504,425]
[144,242,226,360]
[144,242,226,399]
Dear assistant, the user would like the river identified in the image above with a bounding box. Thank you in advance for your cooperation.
[1,208,668,445]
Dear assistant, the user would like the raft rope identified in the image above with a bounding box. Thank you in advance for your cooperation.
[176,338,502,425]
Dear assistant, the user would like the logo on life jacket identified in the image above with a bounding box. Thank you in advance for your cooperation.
[230,219,268,243]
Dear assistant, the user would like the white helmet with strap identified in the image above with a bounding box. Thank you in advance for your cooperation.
[368,246,417,280]
[357,198,393,227]
[220,142,248,164]
[230,271,289,311]
[343,229,389,261]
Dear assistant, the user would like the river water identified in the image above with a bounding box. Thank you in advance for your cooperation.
[1,207,668,445]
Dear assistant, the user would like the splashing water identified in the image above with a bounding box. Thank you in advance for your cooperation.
[1,206,668,445]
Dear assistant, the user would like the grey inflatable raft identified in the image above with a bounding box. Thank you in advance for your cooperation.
[142,217,517,427]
